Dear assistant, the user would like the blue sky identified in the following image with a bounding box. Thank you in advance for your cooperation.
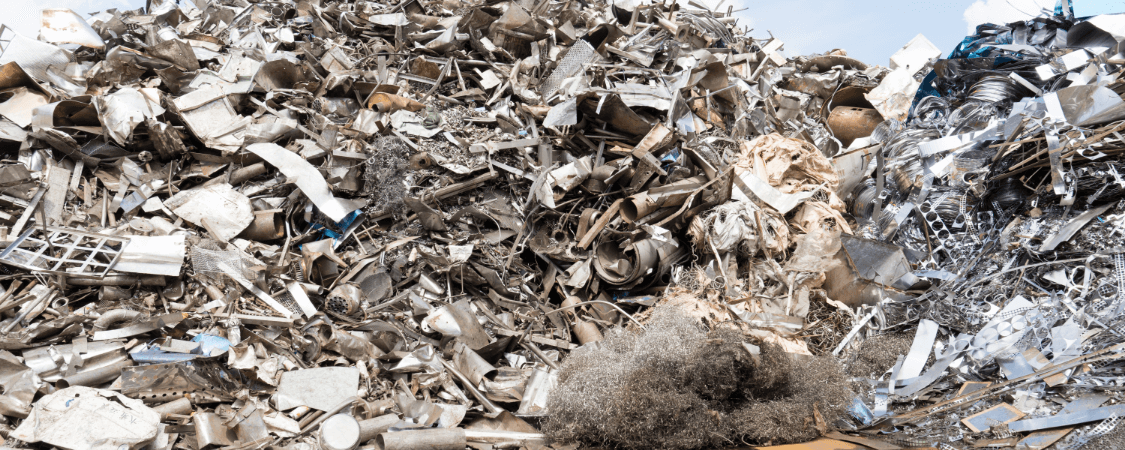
[728,0,1125,65]
[8,0,1125,67]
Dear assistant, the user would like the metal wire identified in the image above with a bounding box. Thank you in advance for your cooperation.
[966,75,1025,103]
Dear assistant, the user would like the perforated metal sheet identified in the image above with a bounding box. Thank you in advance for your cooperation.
[541,40,597,99]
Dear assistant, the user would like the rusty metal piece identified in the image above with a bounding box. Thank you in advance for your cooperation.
[827,106,883,148]
[409,152,435,170]
[238,210,285,241]
[572,319,603,345]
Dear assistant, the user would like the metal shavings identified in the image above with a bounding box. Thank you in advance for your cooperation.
[363,135,410,215]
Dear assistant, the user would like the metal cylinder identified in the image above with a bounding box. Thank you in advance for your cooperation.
[93,309,144,330]
[318,414,361,450]
[239,210,285,241]
[572,319,603,345]
[377,428,466,450]
[57,359,132,388]
[828,106,883,148]
[201,162,268,188]
[327,284,363,315]
[49,296,68,310]
[152,397,192,419]
[657,18,688,40]
[289,405,312,421]
[357,414,399,444]
[463,430,547,445]
[619,176,705,223]
[68,275,166,286]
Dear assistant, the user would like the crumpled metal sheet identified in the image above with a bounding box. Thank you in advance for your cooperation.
[94,87,164,146]
[39,9,105,50]
[163,183,253,242]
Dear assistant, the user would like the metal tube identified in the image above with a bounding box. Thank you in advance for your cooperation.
[572,319,603,345]
[520,341,559,371]
[93,309,144,330]
[238,211,285,241]
[463,430,547,444]
[318,414,361,450]
[298,410,325,429]
[204,162,268,187]
[357,414,399,443]
[57,359,132,388]
[377,428,466,450]
[151,397,192,420]
[67,275,166,286]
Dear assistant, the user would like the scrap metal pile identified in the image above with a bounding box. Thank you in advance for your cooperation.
[2,0,1125,449]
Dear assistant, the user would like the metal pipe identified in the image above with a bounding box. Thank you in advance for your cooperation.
[57,359,133,388]
[318,414,361,450]
[520,341,559,371]
[463,430,547,444]
[357,414,399,443]
[203,162,268,187]
[298,410,325,430]
[93,309,144,330]
[67,275,166,286]
[572,319,603,345]
[151,397,192,420]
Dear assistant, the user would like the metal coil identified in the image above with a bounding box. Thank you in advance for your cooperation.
[849,180,878,221]
[967,75,1026,103]
[913,96,951,127]
[870,118,902,143]
[947,101,1000,135]
[883,128,941,192]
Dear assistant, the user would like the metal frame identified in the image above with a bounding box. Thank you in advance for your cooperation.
[0,227,130,276]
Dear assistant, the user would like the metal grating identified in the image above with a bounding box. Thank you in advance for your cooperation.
[0,227,129,276]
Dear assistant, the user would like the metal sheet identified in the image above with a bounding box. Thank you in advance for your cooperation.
[897,319,938,381]
[1009,404,1125,432]
[246,143,353,222]
[39,9,105,49]
[277,367,360,412]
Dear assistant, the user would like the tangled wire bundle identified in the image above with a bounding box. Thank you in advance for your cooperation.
[544,305,855,449]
